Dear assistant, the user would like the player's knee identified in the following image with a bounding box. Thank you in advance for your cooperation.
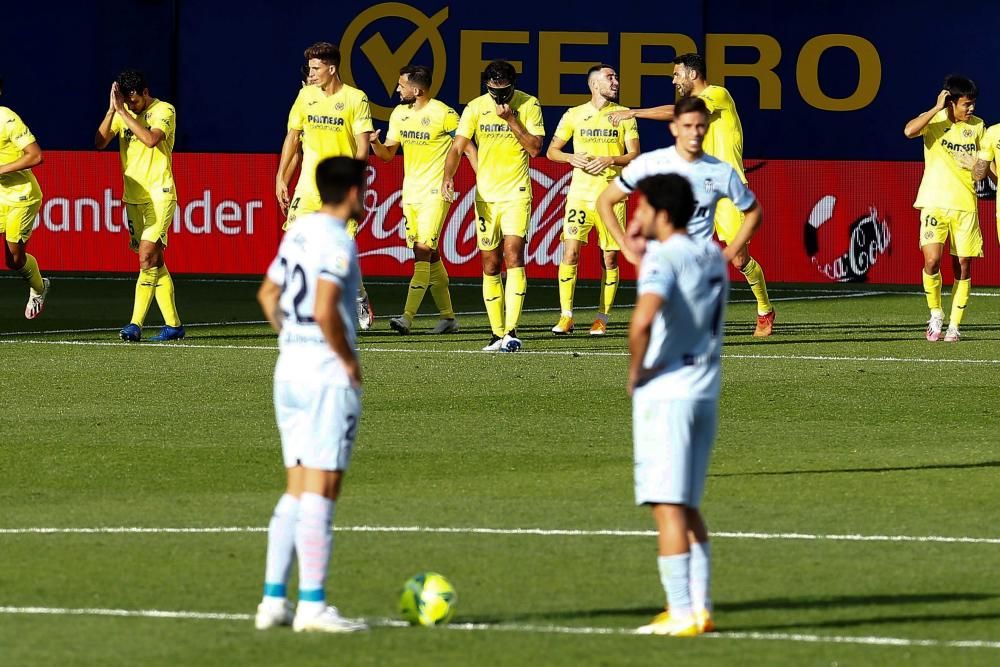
[730,247,750,269]
[481,255,502,275]
[563,248,580,266]
[503,247,525,268]
[413,244,432,262]
[4,246,24,269]
[924,257,941,274]
[602,252,618,270]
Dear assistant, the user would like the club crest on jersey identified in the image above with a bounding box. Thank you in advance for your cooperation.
[333,252,350,275]
[421,116,431,127]
[703,178,715,192]
[335,102,345,111]
[963,128,974,138]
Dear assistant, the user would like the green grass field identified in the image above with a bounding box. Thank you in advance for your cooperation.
[1,275,999,666]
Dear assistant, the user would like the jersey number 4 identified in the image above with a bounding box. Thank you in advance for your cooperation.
[279,258,315,323]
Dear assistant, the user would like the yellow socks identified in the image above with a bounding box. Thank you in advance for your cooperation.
[131,266,160,326]
[950,278,971,328]
[504,267,527,333]
[429,260,455,319]
[598,267,620,316]
[740,257,772,316]
[17,253,44,293]
[483,273,504,337]
[923,270,943,312]
[155,265,181,327]
[558,263,577,316]
[404,261,430,321]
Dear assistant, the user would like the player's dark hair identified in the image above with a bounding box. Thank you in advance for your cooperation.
[587,64,616,78]
[673,53,707,80]
[401,65,433,90]
[674,96,708,118]
[304,42,341,68]
[944,74,978,102]
[482,60,517,85]
[116,69,148,96]
[637,174,695,230]
[316,157,367,206]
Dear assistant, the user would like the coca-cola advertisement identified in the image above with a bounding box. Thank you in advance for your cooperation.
[24,152,1000,285]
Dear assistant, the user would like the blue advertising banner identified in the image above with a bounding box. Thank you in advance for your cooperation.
[0,0,991,160]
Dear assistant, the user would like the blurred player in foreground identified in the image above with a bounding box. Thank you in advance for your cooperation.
[255,157,369,634]
[628,173,726,637]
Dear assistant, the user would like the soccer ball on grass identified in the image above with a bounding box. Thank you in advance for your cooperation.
[399,572,456,626]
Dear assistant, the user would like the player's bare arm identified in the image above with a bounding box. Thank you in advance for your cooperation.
[608,105,675,127]
[275,129,303,213]
[627,292,663,395]
[442,134,470,200]
[315,278,361,387]
[0,141,42,175]
[497,104,542,157]
[257,277,283,332]
[369,129,399,161]
[546,136,593,170]
[354,131,371,161]
[972,157,991,181]
[111,84,165,148]
[463,140,478,174]
[721,200,762,262]
[95,83,119,149]
[903,90,949,139]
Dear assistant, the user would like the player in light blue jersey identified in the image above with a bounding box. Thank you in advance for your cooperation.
[597,96,763,333]
[255,157,368,635]
[627,173,727,637]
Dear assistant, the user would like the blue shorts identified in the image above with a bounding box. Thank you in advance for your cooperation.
[632,392,717,508]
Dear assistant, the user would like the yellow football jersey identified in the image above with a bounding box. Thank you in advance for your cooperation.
[553,102,639,201]
[387,98,460,205]
[0,106,42,206]
[110,100,177,203]
[914,110,983,212]
[288,84,374,200]
[457,90,545,202]
[698,85,746,183]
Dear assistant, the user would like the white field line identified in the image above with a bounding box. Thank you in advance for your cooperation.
[0,606,998,649]
[2,524,1000,545]
[1,338,999,367]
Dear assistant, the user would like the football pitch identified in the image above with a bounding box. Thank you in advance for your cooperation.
[2,275,999,666]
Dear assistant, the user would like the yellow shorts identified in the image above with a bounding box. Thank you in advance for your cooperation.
[125,199,176,251]
[403,199,451,251]
[714,198,745,245]
[0,201,41,244]
[919,207,983,258]
[283,189,321,231]
[562,198,626,251]
[475,199,531,251]
[285,189,359,238]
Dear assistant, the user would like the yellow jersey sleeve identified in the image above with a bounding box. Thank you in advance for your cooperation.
[913,111,982,212]
[350,91,374,136]
[977,124,1000,163]
[386,106,403,144]
[147,102,176,135]
[443,106,459,135]
[0,107,42,206]
[699,85,730,114]
[521,95,545,137]
[553,109,575,143]
[456,101,479,140]
[287,89,307,131]
[622,116,639,143]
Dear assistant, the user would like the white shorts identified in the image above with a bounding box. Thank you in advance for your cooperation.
[632,391,717,507]
[274,378,360,471]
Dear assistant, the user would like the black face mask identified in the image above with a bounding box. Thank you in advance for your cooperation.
[487,84,514,105]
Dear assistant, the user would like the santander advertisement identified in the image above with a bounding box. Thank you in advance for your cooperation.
[26,152,1000,284]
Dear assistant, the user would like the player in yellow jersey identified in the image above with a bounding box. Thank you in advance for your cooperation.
[905,76,984,342]
[609,53,775,336]
[276,42,377,330]
[974,120,1000,245]
[95,70,183,342]
[0,78,49,319]
[370,65,478,335]
[547,64,640,336]
[442,60,545,352]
